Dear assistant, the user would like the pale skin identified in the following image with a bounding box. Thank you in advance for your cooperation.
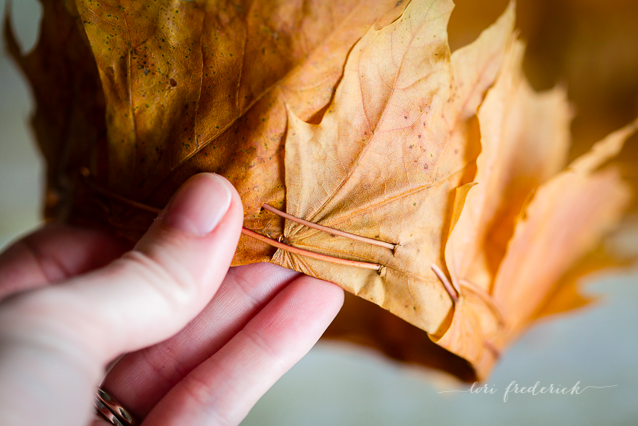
[0,173,344,425]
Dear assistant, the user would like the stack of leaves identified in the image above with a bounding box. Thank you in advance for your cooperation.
[6,0,637,380]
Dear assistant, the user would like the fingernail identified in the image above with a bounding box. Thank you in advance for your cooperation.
[162,173,232,236]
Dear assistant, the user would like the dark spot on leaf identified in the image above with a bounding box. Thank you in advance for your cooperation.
[170,78,177,87]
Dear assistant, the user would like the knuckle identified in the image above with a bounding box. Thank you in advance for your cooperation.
[118,250,199,308]
[241,327,279,362]
[140,341,189,387]
[228,270,262,309]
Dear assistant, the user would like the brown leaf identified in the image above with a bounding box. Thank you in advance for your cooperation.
[435,119,636,378]
[9,0,637,381]
[4,0,105,220]
[11,0,400,261]
[325,26,635,379]
[426,35,573,375]
[444,39,572,294]
[272,0,515,334]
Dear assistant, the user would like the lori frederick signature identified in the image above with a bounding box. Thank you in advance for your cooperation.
[438,381,617,402]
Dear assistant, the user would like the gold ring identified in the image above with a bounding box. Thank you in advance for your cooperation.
[94,388,138,426]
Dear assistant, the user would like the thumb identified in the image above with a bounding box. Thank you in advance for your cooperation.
[0,173,243,425]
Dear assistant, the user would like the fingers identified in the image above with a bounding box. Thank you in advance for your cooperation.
[102,263,301,418]
[0,224,131,300]
[0,173,243,425]
[142,277,344,426]
[3,173,242,360]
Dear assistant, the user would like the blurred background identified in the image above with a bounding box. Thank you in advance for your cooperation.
[1,0,637,424]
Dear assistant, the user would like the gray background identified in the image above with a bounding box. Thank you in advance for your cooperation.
[1,1,637,425]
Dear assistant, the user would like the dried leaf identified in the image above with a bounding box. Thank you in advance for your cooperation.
[9,0,637,381]
[444,39,572,293]
[435,119,635,378]
[4,0,105,219]
[8,0,400,261]
[272,0,515,334]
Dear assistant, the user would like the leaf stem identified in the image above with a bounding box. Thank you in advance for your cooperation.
[459,279,505,325]
[81,171,382,271]
[431,264,459,303]
[429,264,505,326]
[262,204,396,250]
[84,174,162,214]
[241,228,382,271]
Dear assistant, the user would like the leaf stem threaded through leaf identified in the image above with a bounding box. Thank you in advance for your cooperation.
[81,170,382,271]
[241,228,382,271]
[262,204,397,250]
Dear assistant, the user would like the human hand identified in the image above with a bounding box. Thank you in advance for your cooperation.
[0,173,344,425]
